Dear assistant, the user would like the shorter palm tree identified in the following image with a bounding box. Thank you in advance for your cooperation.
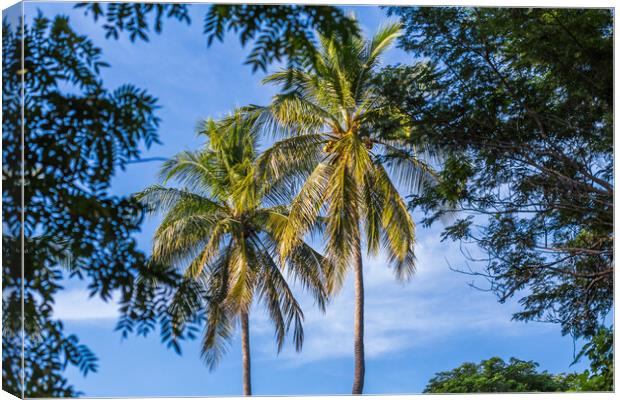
[136,114,329,396]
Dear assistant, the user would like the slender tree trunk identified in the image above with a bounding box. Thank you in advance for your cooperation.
[241,312,252,396]
[352,235,365,395]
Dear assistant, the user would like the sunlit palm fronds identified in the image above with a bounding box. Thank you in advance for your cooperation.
[137,113,330,371]
[257,21,434,290]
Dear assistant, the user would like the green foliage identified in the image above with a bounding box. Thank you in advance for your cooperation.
[425,347,614,394]
[2,236,99,397]
[568,326,613,391]
[381,7,613,343]
[132,113,330,369]
[424,357,572,393]
[2,14,165,396]
[75,2,191,41]
[76,2,359,71]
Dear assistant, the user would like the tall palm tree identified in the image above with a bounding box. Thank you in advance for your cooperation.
[136,114,329,396]
[247,23,440,394]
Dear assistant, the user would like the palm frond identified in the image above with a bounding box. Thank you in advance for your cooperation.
[194,248,234,370]
[361,169,384,256]
[324,158,361,293]
[262,91,334,138]
[373,163,416,281]
[147,190,227,269]
[226,237,257,313]
[184,222,227,279]
[137,185,222,216]
[366,22,401,70]
[285,242,329,311]
[201,300,236,370]
[164,277,208,348]
[256,133,326,203]
[280,162,333,258]
[344,133,374,186]
[158,150,224,196]
[377,143,441,194]
[254,247,305,352]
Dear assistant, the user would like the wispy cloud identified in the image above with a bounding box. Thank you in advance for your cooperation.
[251,229,539,365]
[53,288,120,321]
[52,226,541,363]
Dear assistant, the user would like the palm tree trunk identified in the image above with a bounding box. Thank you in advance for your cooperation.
[352,235,365,395]
[241,311,252,396]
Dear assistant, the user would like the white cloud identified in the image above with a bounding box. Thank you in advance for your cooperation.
[53,288,120,321]
[251,229,543,365]
[51,225,544,364]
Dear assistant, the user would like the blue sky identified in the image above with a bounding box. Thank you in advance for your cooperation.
[22,2,587,396]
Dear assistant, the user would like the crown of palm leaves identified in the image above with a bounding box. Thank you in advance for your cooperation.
[136,112,331,369]
[239,22,443,293]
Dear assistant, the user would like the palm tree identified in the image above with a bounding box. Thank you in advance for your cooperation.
[136,114,329,396]
[247,23,440,394]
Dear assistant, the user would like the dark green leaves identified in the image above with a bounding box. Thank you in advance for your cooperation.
[76,2,191,41]
[569,326,614,391]
[425,350,614,393]
[77,3,359,72]
[424,357,574,393]
[382,6,613,343]
[2,14,163,396]
[204,5,359,72]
